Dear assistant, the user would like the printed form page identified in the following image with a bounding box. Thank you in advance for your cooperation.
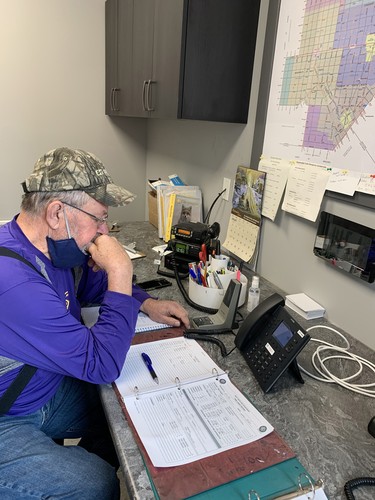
[116,338,273,467]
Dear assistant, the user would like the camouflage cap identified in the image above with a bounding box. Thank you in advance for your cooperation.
[22,147,136,207]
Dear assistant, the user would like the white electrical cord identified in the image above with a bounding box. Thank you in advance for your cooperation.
[298,325,375,398]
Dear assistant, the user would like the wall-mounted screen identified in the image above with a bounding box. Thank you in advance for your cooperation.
[313,211,375,283]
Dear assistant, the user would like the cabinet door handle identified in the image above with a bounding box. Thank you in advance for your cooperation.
[110,88,115,111]
[147,80,155,111]
[142,81,148,111]
[111,88,120,112]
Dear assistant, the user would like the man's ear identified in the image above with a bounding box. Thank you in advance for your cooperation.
[46,201,64,230]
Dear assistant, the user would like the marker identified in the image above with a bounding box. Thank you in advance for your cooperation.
[141,352,159,384]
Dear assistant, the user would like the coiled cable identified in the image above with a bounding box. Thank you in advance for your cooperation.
[344,477,375,499]
[298,325,375,398]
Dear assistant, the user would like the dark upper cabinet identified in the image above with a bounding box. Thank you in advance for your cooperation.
[106,0,183,118]
[105,0,261,123]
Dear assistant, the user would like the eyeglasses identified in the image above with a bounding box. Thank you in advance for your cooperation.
[63,202,109,226]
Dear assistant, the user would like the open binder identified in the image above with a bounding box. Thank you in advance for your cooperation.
[113,329,327,500]
[114,383,297,499]
[115,336,276,468]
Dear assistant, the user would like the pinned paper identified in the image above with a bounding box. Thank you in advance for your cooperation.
[258,155,291,221]
[281,161,330,222]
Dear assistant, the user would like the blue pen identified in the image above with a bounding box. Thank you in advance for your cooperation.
[189,268,197,281]
[141,352,159,384]
[196,266,202,285]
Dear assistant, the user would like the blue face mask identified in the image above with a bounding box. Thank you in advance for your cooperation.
[46,204,89,268]
[46,236,88,268]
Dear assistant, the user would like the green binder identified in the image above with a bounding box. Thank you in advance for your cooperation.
[147,457,319,500]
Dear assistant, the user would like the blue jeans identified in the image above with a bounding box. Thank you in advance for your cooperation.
[0,377,120,499]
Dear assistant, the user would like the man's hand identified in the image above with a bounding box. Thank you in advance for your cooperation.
[87,235,133,295]
[141,298,190,329]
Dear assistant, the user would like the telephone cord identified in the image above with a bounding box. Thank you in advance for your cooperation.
[344,477,375,499]
[171,254,219,314]
[298,325,375,398]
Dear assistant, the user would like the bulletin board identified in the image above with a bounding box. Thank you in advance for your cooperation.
[250,0,375,210]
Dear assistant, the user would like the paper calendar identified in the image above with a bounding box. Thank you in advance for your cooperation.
[223,166,265,266]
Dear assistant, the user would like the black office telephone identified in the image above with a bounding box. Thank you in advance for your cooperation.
[235,293,310,393]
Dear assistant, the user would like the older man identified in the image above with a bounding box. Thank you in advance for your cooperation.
[0,147,189,499]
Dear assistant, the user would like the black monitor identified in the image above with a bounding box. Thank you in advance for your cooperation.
[313,211,375,283]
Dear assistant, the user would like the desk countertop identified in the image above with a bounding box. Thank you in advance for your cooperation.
[100,222,375,500]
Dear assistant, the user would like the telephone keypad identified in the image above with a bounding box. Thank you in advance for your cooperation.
[234,294,311,392]
[242,311,309,392]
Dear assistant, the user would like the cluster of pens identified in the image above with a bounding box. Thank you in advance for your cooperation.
[188,258,240,289]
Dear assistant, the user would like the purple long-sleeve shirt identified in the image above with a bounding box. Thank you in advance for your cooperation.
[0,217,151,415]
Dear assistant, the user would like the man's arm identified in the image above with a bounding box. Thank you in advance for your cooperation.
[87,235,190,328]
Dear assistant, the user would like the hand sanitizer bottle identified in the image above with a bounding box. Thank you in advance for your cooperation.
[247,276,260,312]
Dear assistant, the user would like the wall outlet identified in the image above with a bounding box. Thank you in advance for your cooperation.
[222,177,231,201]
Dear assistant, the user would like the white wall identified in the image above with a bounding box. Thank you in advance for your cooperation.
[0,0,147,223]
[145,0,375,350]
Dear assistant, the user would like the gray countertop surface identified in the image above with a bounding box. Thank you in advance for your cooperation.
[99,222,375,500]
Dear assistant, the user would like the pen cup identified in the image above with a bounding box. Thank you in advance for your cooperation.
[188,272,248,309]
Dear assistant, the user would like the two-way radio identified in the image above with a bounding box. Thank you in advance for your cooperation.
[164,221,220,273]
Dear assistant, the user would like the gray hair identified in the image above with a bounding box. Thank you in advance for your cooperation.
[21,191,92,215]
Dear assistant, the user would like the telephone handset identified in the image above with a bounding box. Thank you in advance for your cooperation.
[235,293,310,393]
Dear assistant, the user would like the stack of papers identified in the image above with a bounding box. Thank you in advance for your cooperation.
[147,179,170,191]
[285,293,325,320]
[147,173,186,191]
